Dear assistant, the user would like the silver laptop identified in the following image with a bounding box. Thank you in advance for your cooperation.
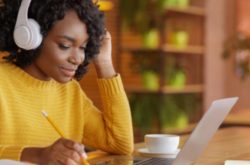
[90,97,239,165]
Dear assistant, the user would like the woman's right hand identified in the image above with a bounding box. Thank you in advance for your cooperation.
[21,138,87,165]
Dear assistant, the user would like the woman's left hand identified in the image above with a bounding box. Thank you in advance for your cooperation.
[93,31,116,78]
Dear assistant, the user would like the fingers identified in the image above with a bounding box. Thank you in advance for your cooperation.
[104,31,111,39]
[59,150,81,165]
[49,138,87,164]
[63,149,81,161]
[60,138,86,157]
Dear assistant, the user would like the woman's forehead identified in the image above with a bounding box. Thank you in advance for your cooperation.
[48,10,89,41]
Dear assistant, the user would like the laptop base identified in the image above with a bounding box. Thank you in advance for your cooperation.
[89,156,174,165]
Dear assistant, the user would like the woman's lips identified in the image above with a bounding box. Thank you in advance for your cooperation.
[60,67,76,77]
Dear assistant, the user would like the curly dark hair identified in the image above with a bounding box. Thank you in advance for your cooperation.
[0,0,105,80]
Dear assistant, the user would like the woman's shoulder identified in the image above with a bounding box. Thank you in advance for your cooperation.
[0,61,16,86]
[0,60,14,75]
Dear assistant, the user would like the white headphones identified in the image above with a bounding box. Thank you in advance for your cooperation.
[13,0,42,50]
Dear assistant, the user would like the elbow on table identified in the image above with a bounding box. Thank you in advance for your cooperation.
[111,142,134,155]
[120,144,134,155]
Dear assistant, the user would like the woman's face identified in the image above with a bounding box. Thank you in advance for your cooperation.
[24,10,89,83]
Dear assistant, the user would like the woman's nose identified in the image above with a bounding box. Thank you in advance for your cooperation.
[68,49,84,65]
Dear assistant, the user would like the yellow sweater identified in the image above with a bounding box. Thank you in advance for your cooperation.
[0,61,134,160]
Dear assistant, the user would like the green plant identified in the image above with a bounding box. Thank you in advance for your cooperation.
[164,56,186,87]
[130,95,161,132]
[130,53,161,89]
[170,30,189,48]
[141,71,159,90]
[120,0,165,36]
[223,32,250,79]
[129,93,200,133]
[130,53,161,74]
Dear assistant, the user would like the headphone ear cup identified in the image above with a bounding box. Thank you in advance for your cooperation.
[13,24,31,49]
[13,18,42,50]
[27,18,42,49]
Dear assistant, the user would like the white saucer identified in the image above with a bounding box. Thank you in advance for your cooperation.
[137,148,180,158]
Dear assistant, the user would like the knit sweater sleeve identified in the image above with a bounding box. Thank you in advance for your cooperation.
[0,146,25,160]
[82,74,134,155]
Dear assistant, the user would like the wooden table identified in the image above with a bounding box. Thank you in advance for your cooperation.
[88,127,250,165]
[223,110,250,127]
[193,127,250,165]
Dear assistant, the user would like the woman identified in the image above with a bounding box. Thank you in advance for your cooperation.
[0,0,134,164]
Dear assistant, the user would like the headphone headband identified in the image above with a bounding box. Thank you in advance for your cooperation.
[15,0,31,27]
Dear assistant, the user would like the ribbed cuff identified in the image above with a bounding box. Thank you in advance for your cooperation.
[97,74,125,96]
[1,146,25,160]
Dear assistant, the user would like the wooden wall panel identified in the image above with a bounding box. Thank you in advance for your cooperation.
[224,0,250,111]
[237,0,250,35]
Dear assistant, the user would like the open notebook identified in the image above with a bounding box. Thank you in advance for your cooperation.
[0,160,26,165]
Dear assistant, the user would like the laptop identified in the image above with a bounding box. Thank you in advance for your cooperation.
[90,97,239,165]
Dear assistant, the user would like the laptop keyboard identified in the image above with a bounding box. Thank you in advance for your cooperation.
[90,157,174,165]
[134,158,174,165]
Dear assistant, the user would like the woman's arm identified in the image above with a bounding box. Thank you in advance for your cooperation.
[82,76,134,155]
[82,32,134,155]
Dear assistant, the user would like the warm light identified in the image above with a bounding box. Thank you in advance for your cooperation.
[95,0,113,11]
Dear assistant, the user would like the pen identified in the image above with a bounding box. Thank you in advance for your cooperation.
[41,110,89,165]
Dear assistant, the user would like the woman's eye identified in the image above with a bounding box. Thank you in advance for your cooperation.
[80,46,86,51]
[58,44,70,50]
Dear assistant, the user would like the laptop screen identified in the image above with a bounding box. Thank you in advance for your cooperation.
[172,97,238,165]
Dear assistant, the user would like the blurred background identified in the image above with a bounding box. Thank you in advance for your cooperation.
[1,0,250,142]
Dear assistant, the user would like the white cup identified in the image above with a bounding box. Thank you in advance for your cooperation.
[145,134,180,153]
